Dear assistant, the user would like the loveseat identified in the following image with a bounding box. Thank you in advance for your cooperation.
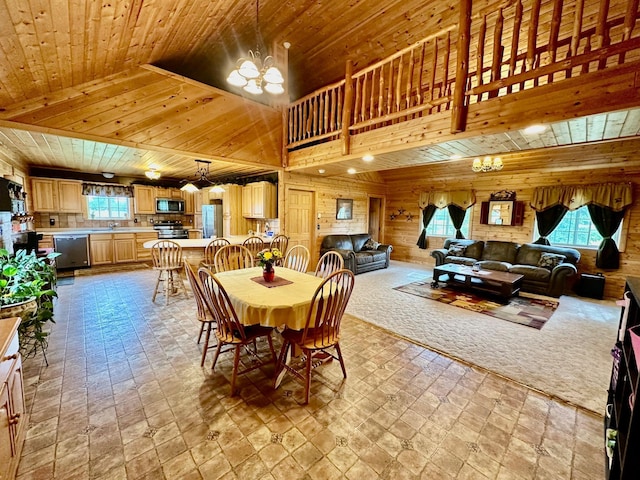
[431,239,581,297]
[320,234,393,274]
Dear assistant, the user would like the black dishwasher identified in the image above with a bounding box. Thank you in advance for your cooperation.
[53,235,90,270]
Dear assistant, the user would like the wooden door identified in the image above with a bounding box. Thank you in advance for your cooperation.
[368,196,384,241]
[287,189,314,261]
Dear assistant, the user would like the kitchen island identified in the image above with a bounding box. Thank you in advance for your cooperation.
[143,235,274,265]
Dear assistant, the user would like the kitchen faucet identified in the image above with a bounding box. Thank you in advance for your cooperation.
[108,222,119,230]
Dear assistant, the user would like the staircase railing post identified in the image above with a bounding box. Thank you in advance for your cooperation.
[451,0,472,133]
[342,60,354,155]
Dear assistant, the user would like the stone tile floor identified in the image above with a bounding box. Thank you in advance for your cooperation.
[16,268,604,479]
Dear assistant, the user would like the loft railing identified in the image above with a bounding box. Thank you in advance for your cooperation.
[285,0,640,152]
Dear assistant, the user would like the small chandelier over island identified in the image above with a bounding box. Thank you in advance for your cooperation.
[472,156,503,172]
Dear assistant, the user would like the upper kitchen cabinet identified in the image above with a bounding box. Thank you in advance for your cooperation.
[156,187,182,199]
[133,185,155,215]
[57,181,83,212]
[242,182,276,219]
[31,178,83,213]
[223,184,249,236]
[182,190,204,215]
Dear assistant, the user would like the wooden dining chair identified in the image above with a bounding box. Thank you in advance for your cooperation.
[202,237,231,269]
[283,245,310,273]
[242,236,265,260]
[275,268,355,404]
[151,240,188,305]
[214,244,255,273]
[270,234,289,263]
[197,267,277,395]
[184,260,216,366]
[314,251,345,279]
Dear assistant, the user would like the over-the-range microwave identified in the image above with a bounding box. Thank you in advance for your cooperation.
[156,198,185,214]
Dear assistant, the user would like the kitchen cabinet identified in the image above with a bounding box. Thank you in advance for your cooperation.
[188,230,202,239]
[183,190,204,215]
[89,234,113,265]
[242,181,276,219]
[31,178,83,213]
[223,184,249,236]
[0,318,26,480]
[31,178,57,212]
[57,181,83,213]
[136,232,158,261]
[133,185,155,214]
[113,234,136,263]
[156,187,182,199]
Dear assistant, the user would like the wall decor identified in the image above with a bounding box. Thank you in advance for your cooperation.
[336,198,353,220]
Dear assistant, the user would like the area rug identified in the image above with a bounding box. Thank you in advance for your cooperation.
[394,279,559,329]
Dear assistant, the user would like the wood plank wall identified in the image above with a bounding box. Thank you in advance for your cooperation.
[282,172,386,262]
[381,139,640,299]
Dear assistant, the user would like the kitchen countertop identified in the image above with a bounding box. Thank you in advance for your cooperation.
[143,235,274,249]
[38,227,202,236]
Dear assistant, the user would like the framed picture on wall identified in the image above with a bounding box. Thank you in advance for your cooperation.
[336,198,353,220]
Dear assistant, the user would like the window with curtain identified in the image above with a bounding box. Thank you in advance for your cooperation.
[424,207,471,237]
[534,206,622,248]
[86,196,130,220]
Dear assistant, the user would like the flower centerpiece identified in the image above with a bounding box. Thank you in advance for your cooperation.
[257,248,283,282]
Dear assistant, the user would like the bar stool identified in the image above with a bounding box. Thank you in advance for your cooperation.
[151,240,188,305]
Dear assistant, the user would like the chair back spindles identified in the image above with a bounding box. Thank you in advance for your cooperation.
[270,234,289,260]
[283,245,310,273]
[314,251,344,278]
[242,236,265,258]
[203,237,231,268]
[198,268,246,343]
[184,259,216,366]
[151,240,188,304]
[214,244,255,272]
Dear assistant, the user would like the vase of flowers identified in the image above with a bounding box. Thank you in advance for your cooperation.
[257,248,283,282]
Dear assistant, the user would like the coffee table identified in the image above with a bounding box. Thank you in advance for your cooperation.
[432,263,524,301]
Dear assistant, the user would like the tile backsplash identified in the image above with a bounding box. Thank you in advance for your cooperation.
[33,213,195,229]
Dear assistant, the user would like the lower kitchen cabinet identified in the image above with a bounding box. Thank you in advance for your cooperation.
[0,318,26,480]
[113,234,136,263]
[135,233,158,261]
[89,234,114,265]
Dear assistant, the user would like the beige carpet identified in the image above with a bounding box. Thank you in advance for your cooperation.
[346,261,619,414]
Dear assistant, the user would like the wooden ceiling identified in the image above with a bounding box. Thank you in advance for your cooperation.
[0,0,638,183]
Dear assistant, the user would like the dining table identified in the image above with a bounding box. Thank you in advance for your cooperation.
[213,266,325,388]
[213,266,323,330]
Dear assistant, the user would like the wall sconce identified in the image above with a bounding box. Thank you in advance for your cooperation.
[472,156,503,172]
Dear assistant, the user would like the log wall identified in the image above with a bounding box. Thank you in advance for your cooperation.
[381,139,640,299]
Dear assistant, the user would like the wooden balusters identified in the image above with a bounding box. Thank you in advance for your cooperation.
[452,0,471,133]
[527,0,541,72]
[507,0,523,94]
[620,0,639,63]
[489,8,504,98]
[476,15,486,101]
[547,0,563,83]
[342,60,353,155]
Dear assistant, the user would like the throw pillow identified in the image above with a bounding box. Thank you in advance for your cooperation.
[537,252,566,270]
[363,238,381,250]
[448,244,467,257]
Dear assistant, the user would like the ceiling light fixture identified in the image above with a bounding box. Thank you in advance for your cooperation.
[523,124,547,134]
[362,154,374,162]
[145,169,161,180]
[226,0,285,95]
[180,159,217,192]
[102,172,115,179]
[318,169,326,174]
[347,168,357,174]
[472,156,503,172]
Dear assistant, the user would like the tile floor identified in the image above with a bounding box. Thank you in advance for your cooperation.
[16,268,605,479]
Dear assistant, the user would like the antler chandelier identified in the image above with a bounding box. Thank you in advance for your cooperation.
[226,0,284,95]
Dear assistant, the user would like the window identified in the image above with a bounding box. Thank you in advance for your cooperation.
[86,196,130,220]
[423,207,471,238]
[535,206,621,248]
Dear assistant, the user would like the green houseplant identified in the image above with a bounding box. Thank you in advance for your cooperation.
[0,248,59,361]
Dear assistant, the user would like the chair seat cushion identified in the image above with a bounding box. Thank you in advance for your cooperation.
[510,265,551,281]
[476,260,512,272]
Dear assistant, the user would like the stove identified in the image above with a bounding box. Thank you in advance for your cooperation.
[153,220,188,239]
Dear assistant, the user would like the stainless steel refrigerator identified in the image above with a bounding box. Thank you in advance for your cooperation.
[202,199,223,238]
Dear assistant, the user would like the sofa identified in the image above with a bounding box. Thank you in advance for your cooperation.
[431,239,581,297]
[320,234,393,274]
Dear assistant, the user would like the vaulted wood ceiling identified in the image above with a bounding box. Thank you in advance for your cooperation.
[0,0,638,183]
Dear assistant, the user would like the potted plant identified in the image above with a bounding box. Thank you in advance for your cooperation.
[0,248,59,361]
[257,248,283,282]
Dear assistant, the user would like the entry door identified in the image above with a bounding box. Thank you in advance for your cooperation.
[368,196,384,241]
[287,189,314,258]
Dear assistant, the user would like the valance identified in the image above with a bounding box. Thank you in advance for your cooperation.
[531,183,632,212]
[418,190,476,210]
[82,183,134,198]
